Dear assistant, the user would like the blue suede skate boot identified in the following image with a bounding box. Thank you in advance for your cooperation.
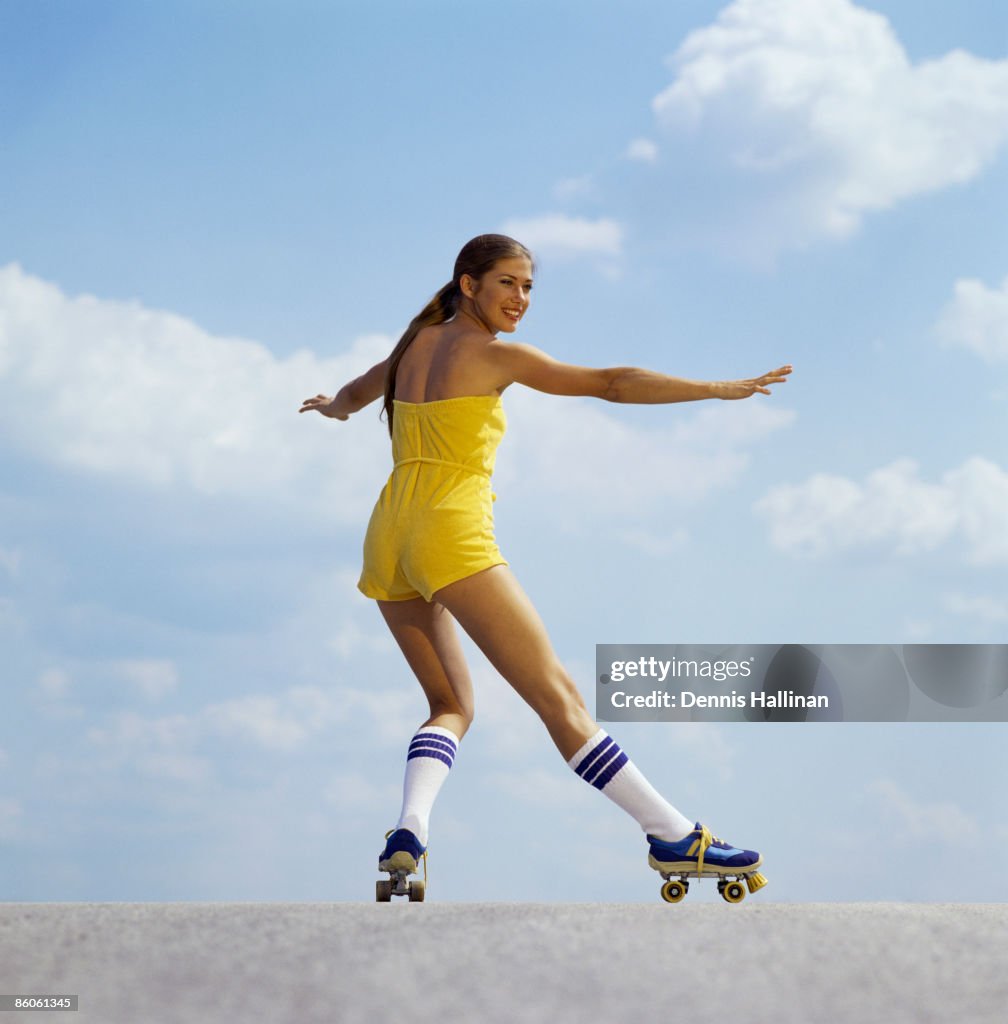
[378,828,426,874]
[647,822,766,904]
[376,828,428,902]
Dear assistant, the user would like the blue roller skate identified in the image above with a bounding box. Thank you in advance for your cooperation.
[647,822,766,904]
[376,828,427,902]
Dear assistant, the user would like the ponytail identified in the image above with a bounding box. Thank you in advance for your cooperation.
[381,280,461,437]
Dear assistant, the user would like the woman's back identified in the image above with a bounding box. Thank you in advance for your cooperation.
[393,324,503,404]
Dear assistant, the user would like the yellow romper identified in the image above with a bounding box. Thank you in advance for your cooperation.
[357,394,509,602]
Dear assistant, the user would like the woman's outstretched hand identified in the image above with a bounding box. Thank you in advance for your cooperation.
[299,394,349,420]
[718,365,793,399]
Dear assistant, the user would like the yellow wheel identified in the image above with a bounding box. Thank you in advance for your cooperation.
[376,879,392,902]
[660,879,687,903]
[408,879,425,902]
[721,880,746,904]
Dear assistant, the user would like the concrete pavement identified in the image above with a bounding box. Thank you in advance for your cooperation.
[2,902,1006,1023]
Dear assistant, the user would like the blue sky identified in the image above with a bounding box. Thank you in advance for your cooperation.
[2,0,1007,903]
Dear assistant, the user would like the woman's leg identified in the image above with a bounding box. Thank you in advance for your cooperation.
[376,596,475,846]
[432,565,694,841]
[377,596,474,738]
[431,566,593,758]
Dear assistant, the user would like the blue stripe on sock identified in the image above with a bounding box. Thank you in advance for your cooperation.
[409,741,456,765]
[409,746,455,769]
[410,734,457,757]
[407,748,454,769]
[575,735,613,778]
[414,730,457,747]
[591,750,628,790]
[409,739,455,759]
[583,742,622,784]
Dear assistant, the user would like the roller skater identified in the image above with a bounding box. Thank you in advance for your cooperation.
[301,234,791,902]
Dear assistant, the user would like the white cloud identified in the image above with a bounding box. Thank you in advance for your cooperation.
[935,275,1008,362]
[87,710,195,754]
[86,679,421,768]
[625,138,658,163]
[37,668,71,699]
[113,659,179,700]
[649,0,1008,254]
[945,458,1008,565]
[202,686,345,751]
[78,709,210,780]
[38,660,181,705]
[0,263,391,523]
[500,214,624,259]
[755,456,1008,564]
[327,620,396,660]
[499,388,796,522]
[552,176,597,202]
[867,778,979,844]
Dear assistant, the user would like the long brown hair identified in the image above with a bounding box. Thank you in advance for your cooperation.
[381,234,535,437]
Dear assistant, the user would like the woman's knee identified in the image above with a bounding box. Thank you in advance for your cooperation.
[427,696,474,734]
[530,666,588,723]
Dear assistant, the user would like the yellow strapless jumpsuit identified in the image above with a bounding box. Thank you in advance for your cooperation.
[357,394,509,602]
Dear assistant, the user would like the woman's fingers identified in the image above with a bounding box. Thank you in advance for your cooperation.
[751,365,792,390]
[299,394,332,413]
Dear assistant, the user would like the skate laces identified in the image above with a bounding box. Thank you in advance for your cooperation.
[687,825,717,876]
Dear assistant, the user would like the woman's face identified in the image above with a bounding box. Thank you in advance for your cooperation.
[465,256,534,334]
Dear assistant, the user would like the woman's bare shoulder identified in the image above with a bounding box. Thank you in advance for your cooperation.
[414,321,493,350]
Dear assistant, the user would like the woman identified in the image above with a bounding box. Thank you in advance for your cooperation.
[300,234,791,901]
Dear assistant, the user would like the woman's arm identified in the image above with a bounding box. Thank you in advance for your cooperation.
[489,342,791,403]
[607,365,793,402]
[299,358,388,419]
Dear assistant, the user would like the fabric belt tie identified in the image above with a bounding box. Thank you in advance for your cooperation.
[393,457,496,501]
[394,456,491,479]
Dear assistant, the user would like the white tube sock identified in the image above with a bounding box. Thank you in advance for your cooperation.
[567,728,694,841]
[395,725,459,846]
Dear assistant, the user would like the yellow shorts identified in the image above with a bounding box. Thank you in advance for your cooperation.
[357,462,508,603]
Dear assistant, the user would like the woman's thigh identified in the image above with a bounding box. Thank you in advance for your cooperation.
[431,565,583,716]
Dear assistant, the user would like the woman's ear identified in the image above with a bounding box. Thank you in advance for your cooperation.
[459,273,478,299]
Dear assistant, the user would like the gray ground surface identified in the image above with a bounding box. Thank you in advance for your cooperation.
[1,902,1005,1023]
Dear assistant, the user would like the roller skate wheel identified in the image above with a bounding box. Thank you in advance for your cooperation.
[376,879,393,902]
[408,879,425,902]
[660,879,688,903]
[721,880,746,904]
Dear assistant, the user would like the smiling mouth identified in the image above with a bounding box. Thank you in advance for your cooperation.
[503,308,522,320]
